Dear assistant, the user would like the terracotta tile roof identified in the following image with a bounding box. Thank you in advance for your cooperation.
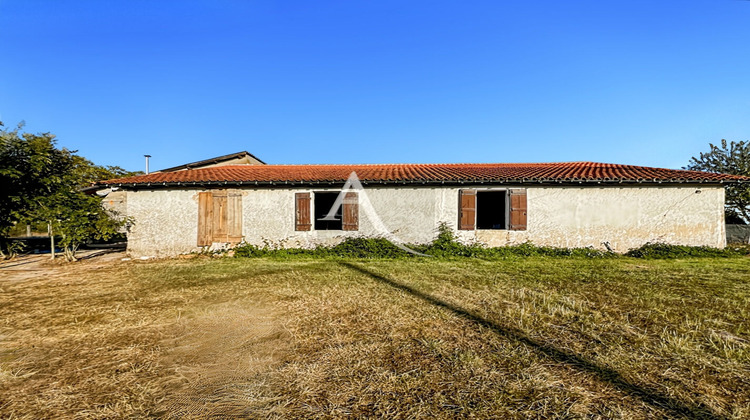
[99,162,749,187]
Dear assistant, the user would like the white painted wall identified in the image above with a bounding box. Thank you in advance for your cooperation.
[124,185,725,257]
[126,190,199,257]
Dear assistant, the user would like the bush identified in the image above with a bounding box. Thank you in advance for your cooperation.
[232,243,269,258]
[328,237,411,258]
[418,224,486,257]
[233,237,412,259]
[232,227,748,260]
[625,242,749,259]
[233,224,617,260]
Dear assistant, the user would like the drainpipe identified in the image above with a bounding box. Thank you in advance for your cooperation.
[144,155,151,174]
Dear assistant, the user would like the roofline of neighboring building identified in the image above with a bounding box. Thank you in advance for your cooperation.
[156,151,266,172]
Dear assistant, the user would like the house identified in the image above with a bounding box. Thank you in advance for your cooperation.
[98,160,748,257]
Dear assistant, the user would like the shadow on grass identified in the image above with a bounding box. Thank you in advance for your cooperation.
[0,256,48,269]
[138,268,297,293]
[340,261,724,420]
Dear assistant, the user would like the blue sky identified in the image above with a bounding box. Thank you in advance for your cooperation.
[1,0,749,171]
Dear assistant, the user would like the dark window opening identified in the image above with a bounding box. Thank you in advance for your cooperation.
[314,192,342,230]
[476,191,507,230]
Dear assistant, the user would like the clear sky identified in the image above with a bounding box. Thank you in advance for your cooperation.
[1,0,749,172]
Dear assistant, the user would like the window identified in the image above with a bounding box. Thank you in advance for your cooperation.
[314,192,342,230]
[459,189,526,231]
[476,191,506,229]
[295,191,359,231]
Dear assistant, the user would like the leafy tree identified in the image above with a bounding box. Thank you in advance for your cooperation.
[72,154,142,185]
[0,122,133,260]
[34,186,128,261]
[686,139,750,224]
[0,122,70,238]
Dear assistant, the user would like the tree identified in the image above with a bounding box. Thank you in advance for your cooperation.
[71,154,142,185]
[0,122,69,239]
[34,186,127,261]
[686,139,750,224]
[0,122,134,260]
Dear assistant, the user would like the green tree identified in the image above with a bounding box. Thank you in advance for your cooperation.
[72,154,142,185]
[0,122,133,260]
[0,122,70,238]
[34,186,127,261]
[686,139,750,224]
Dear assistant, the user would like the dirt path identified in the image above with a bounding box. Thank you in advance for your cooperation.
[0,252,292,418]
[0,250,127,283]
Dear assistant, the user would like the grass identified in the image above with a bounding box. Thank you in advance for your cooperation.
[0,255,749,418]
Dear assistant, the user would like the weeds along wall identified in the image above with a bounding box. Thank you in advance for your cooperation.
[122,185,726,257]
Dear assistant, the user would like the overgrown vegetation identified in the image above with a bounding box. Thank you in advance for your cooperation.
[625,242,750,259]
[233,224,749,260]
[1,256,748,418]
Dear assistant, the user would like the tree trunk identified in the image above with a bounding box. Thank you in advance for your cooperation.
[63,243,79,262]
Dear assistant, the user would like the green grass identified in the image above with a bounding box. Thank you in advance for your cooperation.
[1,256,749,418]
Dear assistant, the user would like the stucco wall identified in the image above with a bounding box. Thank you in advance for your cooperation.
[470,186,725,250]
[126,190,200,257]
[124,185,725,257]
[100,189,127,217]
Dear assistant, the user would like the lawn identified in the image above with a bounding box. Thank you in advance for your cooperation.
[0,256,749,418]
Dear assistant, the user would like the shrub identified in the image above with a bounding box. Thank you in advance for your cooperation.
[232,228,748,260]
[328,237,410,258]
[420,224,486,257]
[233,243,269,258]
[625,242,748,259]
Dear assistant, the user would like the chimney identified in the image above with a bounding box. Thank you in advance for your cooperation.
[144,155,151,174]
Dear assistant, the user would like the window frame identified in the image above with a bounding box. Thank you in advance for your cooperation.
[312,191,344,231]
[459,188,526,231]
[475,189,510,230]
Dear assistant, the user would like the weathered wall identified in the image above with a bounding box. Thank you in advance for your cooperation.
[126,190,200,257]
[100,189,127,216]
[469,186,725,251]
[124,185,725,257]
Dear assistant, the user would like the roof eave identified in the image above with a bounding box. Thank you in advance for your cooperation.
[102,178,738,190]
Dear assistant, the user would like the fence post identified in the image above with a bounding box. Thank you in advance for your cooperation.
[49,223,55,260]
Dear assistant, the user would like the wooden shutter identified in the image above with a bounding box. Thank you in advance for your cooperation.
[227,190,243,244]
[509,189,527,231]
[459,189,476,230]
[295,192,311,231]
[342,191,359,231]
[198,190,244,245]
[212,190,228,241]
[197,192,213,246]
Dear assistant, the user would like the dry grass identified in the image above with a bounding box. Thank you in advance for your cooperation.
[0,256,748,418]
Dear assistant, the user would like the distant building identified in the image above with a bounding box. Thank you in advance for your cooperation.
[97,151,265,221]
